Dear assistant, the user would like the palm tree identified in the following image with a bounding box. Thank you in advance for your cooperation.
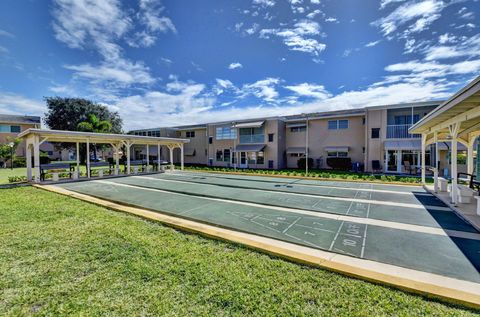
[77,114,112,161]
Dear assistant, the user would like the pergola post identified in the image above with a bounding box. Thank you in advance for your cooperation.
[180,143,184,171]
[449,123,460,205]
[467,136,475,175]
[125,141,132,175]
[115,144,120,175]
[26,142,32,181]
[168,145,174,171]
[421,133,427,184]
[146,144,150,172]
[433,132,439,193]
[76,142,80,177]
[157,144,161,172]
[86,139,91,178]
[33,135,40,183]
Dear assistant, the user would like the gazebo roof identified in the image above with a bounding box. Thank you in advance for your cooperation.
[18,128,190,145]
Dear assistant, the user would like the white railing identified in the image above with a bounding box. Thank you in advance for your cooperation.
[386,124,421,139]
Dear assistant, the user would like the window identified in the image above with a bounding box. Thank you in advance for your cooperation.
[10,125,20,133]
[268,133,274,142]
[290,153,303,157]
[327,151,348,157]
[371,128,380,139]
[147,131,152,136]
[209,137,213,144]
[268,160,274,169]
[155,131,161,137]
[328,120,349,130]
[223,149,231,162]
[216,126,237,140]
[290,126,306,132]
[216,150,223,161]
[257,152,265,164]
[394,114,420,125]
[186,131,195,138]
[362,118,366,125]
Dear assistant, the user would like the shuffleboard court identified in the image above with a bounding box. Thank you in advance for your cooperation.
[110,174,476,232]
[54,175,480,285]
[149,171,444,207]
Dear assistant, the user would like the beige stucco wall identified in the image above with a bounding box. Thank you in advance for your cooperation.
[177,128,208,165]
[0,123,39,158]
[365,108,387,172]
[285,116,366,169]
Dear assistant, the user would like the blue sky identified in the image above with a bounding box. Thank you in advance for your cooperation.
[0,0,479,130]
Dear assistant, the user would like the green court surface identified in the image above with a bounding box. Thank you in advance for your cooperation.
[55,171,480,284]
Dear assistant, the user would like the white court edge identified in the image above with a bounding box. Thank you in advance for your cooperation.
[135,175,451,212]
[91,180,480,241]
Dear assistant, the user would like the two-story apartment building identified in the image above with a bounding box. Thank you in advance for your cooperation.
[0,114,41,159]
[129,100,472,175]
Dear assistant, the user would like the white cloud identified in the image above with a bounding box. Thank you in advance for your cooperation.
[243,77,280,102]
[380,0,407,9]
[228,62,243,70]
[325,17,338,23]
[365,40,381,47]
[0,29,14,38]
[260,20,326,56]
[372,0,445,36]
[253,0,275,7]
[310,0,320,4]
[284,83,331,99]
[438,33,457,44]
[424,34,480,60]
[0,92,45,116]
[65,59,154,86]
[306,9,322,19]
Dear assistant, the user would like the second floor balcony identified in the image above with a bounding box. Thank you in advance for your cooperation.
[239,134,264,143]
[387,124,421,139]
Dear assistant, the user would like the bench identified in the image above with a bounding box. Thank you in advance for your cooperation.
[438,177,448,192]
[457,184,476,204]
[89,162,112,177]
[40,163,73,181]
[124,160,147,174]
[151,160,169,172]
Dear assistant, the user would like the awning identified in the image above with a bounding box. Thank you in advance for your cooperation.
[286,123,306,128]
[235,144,266,152]
[325,146,349,152]
[234,121,264,128]
[184,148,196,156]
[436,142,467,151]
[286,147,306,154]
[384,140,467,151]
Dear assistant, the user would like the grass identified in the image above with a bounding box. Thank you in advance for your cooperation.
[0,167,26,184]
[0,187,477,316]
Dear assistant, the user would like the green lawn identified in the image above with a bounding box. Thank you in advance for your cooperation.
[0,167,27,184]
[0,187,477,316]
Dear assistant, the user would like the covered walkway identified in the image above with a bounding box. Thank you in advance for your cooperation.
[410,76,480,216]
[18,129,189,183]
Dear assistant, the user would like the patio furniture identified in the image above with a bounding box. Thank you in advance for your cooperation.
[89,162,112,177]
[125,160,147,174]
[403,161,415,175]
[40,163,73,181]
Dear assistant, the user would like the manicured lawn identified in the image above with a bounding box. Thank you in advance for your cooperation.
[0,167,27,184]
[0,187,476,315]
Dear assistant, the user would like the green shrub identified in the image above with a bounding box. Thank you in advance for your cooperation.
[326,157,352,170]
[297,157,313,170]
[13,157,26,167]
[8,175,27,183]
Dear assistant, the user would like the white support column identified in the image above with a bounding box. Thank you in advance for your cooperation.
[115,144,120,175]
[396,150,402,173]
[449,123,460,205]
[305,116,309,176]
[126,142,131,175]
[180,143,184,171]
[433,132,439,193]
[76,142,80,176]
[86,139,91,178]
[146,144,150,172]
[33,135,40,183]
[421,133,427,184]
[169,145,174,171]
[157,143,161,172]
[26,142,32,181]
[467,135,475,175]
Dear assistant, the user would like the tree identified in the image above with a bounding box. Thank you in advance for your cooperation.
[77,114,113,161]
[0,137,20,168]
[44,97,123,163]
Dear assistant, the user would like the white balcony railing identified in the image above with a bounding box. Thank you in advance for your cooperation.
[386,124,421,139]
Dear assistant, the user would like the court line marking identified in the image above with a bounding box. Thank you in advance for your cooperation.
[38,184,480,309]
[133,176,450,211]
[87,180,480,241]
[329,222,345,250]
[283,217,302,233]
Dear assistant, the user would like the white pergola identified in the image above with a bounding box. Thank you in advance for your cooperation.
[18,129,189,183]
[410,76,480,205]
